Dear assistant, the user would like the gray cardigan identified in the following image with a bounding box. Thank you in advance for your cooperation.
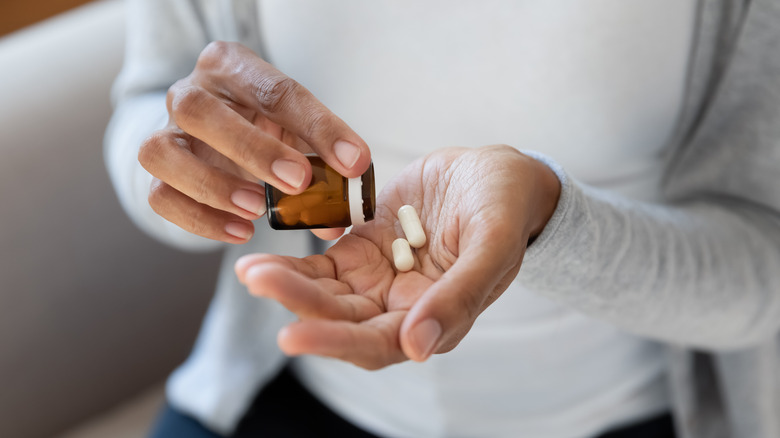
[521,1,780,437]
[106,1,780,437]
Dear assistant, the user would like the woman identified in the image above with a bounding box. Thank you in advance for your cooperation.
[105,1,780,437]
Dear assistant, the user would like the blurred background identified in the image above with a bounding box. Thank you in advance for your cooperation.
[0,0,93,36]
[0,1,222,437]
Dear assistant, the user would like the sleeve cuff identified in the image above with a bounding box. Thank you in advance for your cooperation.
[517,150,577,268]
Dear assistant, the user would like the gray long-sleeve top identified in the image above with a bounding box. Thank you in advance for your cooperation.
[105,1,780,437]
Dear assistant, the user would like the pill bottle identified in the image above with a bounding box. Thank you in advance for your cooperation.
[265,155,375,230]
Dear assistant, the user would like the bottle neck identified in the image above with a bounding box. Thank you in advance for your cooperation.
[348,176,365,225]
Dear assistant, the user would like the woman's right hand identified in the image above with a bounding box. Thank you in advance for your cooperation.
[138,41,371,243]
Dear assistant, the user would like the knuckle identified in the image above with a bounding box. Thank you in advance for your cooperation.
[186,206,212,237]
[147,180,167,212]
[197,41,234,70]
[170,86,210,126]
[302,109,337,142]
[233,139,262,172]
[219,126,263,173]
[192,169,217,204]
[138,132,167,169]
[147,180,217,239]
[253,74,299,113]
[166,78,189,110]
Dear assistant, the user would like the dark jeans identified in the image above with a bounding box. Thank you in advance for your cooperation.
[149,367,676,438]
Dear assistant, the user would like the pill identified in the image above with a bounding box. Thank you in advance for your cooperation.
[398,205,426,248]
[392,238,415,272]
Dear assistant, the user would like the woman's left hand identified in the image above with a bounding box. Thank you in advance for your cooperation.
[236,145,560,369]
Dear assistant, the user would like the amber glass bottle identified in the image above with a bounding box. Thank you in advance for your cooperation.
[265,155,375,230]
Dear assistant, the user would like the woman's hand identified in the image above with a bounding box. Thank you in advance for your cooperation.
[235,145,561,369]
[138,41,370,243]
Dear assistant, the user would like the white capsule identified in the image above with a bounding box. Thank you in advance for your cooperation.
[398,205,426,248]
[392,238,415,272]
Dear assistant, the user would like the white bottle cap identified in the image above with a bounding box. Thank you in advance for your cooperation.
[348,176,365,225]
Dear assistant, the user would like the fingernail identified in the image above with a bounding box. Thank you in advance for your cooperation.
[272,159,306,189]
[334,140,361,169]
[231,189,266,216]
[409,319,441,360]
[225,222,253,240]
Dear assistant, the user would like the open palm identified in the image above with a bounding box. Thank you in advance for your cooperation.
[236,145,559,369]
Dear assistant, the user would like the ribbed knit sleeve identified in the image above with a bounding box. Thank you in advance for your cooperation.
[519,2,780,350]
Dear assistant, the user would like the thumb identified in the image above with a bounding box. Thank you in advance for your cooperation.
[399,230,521,362]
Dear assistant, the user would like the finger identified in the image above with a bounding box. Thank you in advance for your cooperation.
[242,263,381,321]
[148,179,254,243]
[167,83,312,193]
[311,228,346,241]
[235,253,337,282]
[139,129,267,220]
[399,226,523,362]
[195,42,372,178]
[278,311,408,370]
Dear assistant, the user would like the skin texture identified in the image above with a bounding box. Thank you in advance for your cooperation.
[138,41,370,243]
[236,145,561,370]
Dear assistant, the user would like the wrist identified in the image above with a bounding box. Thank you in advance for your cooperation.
[525,155,561,241]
